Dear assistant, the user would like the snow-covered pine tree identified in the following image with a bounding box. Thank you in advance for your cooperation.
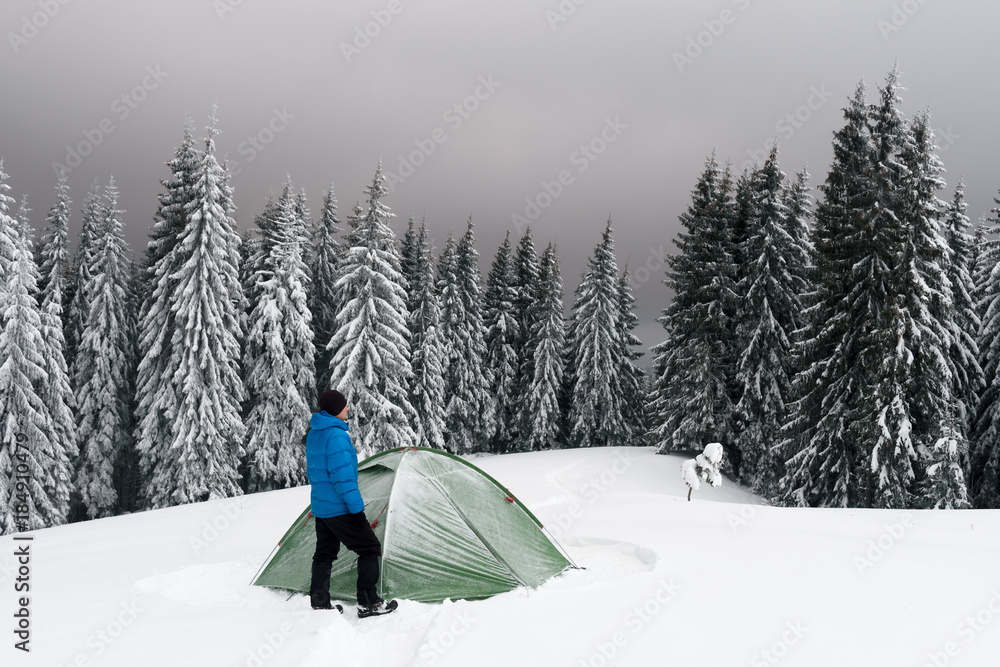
[901,114,958,417]
[783,70,942,509]
[970,216,989,300]
[436,234,464,450]
[310,184,343,397]
[243,195,278,316]
[400,215,419,294]
[972,189,1000,509]
[220,145,252,472]
[21,195,78,526]
[136,114,247,508]
[436,232,463,447]
[16,197,34,272]
[0,167,68,532]
[773,167,815,473]
[567,218,628,448]
[969,214,991,487]
[136,124,196,506]
[639,369,654,439]
[512,228,541,447]
[66,185,105,383]
[969,219,990,457]
[513,228,540,338]
[406,219,447,449]
[293,187,313,329]
[37,170,72,316]
[332,199,367,313]
[730,168,755,284]
[645,332,679,454]
[458,219,495,451]
[287,184,316,414]
[725,167,759,474]
[733,146,809,498]
[64,180,103,373]
[437,219,493,453]
[648,154,738,455]
[0,167,13,312]
[941,179,983,458]
[117,255,142,513]
[483,232,521,453]
[525,242,566,451]
[293,188,312,249]
[780,83,875,508]
[219,163,249,379]
[344,200,365,247]
[855,68,924,509]
[616,266,646,445]
[239,195,279,424]
[243,182,315,491]
[889,107,955,508]
[781,167,815,307]
[236,225,255,372]
[74,177,134,519]
[555,232,582,451]
[32,173,79,523]
[136,119,199,321]
[327,162,417,456]
[134,123,201,461]
[558,312,578,449]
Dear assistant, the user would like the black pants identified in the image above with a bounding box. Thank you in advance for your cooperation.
[310,511,383,607]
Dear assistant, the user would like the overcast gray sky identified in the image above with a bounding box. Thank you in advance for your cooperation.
[2,0,998,360]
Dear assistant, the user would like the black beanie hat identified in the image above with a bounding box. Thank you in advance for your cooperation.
[319,390,347,416]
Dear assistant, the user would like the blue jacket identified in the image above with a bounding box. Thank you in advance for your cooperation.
[305,411,365,518]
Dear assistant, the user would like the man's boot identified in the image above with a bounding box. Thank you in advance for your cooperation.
[310,560,342,611]
[357,589,398,618]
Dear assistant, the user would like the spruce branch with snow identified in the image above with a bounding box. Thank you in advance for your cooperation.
[920,434,970,509]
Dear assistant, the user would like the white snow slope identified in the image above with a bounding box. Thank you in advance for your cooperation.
[2,447,999,666]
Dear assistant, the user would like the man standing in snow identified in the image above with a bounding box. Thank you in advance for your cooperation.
[306,389,398,617]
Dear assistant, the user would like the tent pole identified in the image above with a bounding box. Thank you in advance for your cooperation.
[249,542,281,585]
[541,526,582,570]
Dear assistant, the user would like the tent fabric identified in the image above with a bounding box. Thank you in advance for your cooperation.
[252,447,574,603]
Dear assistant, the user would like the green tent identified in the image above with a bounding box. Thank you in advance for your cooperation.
[252,447,575,603]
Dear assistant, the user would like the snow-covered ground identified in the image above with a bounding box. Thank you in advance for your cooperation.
[2,447,999,666]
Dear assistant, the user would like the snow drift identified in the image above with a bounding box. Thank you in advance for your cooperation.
[1,447,998,666]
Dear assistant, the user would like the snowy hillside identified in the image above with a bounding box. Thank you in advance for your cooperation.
[2,447,999,666]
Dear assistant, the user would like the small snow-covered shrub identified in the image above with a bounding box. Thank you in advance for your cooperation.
[682,442,725,501]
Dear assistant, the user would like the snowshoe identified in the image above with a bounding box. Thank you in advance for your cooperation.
[357,598,398,618]
[312,603,344,613]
